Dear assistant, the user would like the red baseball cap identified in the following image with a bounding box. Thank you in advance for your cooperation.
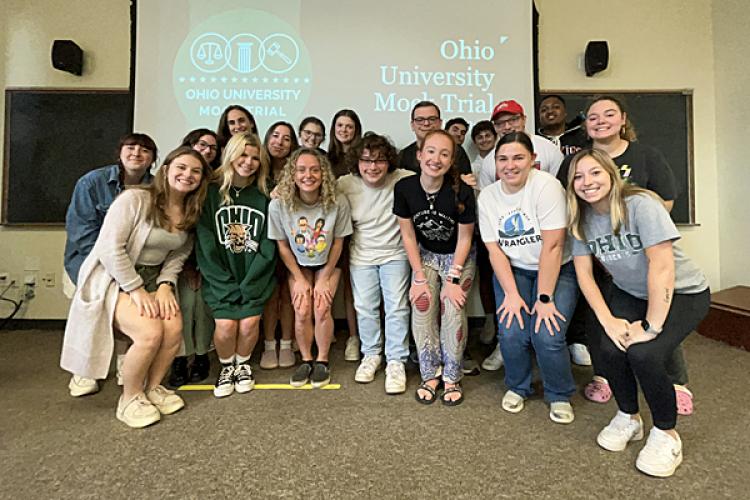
[491,100,525,120]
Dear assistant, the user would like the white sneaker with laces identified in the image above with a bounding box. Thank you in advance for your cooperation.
[214,364,236,398]
[234,363,255,393]
[569,343,592,366]
[345,336,361,361]
[384,360,406,395]
[481,345,504,371]
[354,355,382,383]
[69,375,99,397]
[636,427,683,477]
[597,411,644,452]
[116,393,160,428]
[146,384,185,415]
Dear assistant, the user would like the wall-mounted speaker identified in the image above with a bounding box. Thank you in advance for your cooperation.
[584,41,609,77]
[51,40,83,76]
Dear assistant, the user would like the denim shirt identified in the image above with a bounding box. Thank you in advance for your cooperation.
[63,164,153,284]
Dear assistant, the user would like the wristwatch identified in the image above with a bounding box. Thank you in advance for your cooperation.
[449,276,460,284]
[538,293,552,304]
[641,319,662,335]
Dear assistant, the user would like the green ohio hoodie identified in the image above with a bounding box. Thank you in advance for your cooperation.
[196,183,276,319]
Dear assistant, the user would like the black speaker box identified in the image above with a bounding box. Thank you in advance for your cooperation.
[51,40,83,76]
[585,41,609,77]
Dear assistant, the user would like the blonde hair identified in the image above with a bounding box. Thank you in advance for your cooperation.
[131,146,209,230]
[213,133,270,204]
[566,148,662,241]
[275,148,337,212]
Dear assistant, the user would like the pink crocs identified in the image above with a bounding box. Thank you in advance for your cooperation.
[584,376,612,403]
[675,385,694,416]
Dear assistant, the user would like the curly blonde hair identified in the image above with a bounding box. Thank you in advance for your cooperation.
[213,133,270,205]
[275,148,337,212]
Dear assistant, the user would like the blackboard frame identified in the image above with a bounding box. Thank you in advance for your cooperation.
[539,90,696,226]
[2,88,132,226]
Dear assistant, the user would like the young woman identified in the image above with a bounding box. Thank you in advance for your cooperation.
[260,121,299,370]
[556,96,692,414]
[327,109,363,361]
[477,132,577,423]
[567,149,709,477]
[217,105,258,147]
[196,133,277,398]
[61,147,209,428]
[393,130,476,406]
[298,116,327,152]
[338,133,414,394]
[168,128,221,386]
[268,148,353,388]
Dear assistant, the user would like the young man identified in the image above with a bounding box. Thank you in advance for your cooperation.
[537,94,589,157]
[445,117,469,146]
[469,120,497,178]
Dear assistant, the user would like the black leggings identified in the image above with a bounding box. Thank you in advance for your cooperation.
[599,286,710,430]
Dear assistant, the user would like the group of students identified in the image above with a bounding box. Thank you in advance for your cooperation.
[59,97,708,478]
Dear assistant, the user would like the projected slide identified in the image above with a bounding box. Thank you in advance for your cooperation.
[135,0,534,150]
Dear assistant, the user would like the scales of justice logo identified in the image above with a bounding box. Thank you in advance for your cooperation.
[173,9,312,123]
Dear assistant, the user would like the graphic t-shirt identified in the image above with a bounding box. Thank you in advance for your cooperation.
[337,169,414,266]
[479,134,564,189]
[557,141,678,201]
[268,195,353,267]
[392,174,475,255]
[478,169,570,270]
[571,193,707,299]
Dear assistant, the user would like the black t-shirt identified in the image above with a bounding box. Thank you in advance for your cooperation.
[540,125,591,157]
[392,174,475,254]
[398,141,472,175]
[556,141,678,201]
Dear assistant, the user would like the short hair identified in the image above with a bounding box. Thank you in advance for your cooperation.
[346,132,399,176]
[539,94,566,108]
[118,133,158,167]
[410,101,441,120]
[180,128,219,167]
[470,120,497,141]
[445,117,469,131]
[495,131,535,156]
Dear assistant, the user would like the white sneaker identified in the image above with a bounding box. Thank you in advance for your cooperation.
[481,345,504,371]
[214,364,235,398]
[116,354,126,385]
[501,390,525,413]
[597,411,644,452]
[146,385,185,415]
[345,336,361,362]
[354,355,382,383]
[116,393,160,428]
[234,363,255,393]
[69,375,99,397]
[569,343,592,366]
[384,360,406,395]
[636,427,683,477]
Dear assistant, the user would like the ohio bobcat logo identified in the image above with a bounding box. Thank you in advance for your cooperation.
[215,205,265,254]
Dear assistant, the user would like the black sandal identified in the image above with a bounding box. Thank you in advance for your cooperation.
[441,383,464,407]
[415,379,441,405]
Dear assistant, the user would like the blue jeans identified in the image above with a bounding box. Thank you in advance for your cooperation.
[350,260,411,362]
[492,262,578,402]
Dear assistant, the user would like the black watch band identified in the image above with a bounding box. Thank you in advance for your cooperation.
[449,276,460,285]
[538,293,552,304]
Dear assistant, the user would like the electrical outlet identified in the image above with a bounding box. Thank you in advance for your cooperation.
[0,272,9,286]
[42,272,56,288]
[24,273,37,286]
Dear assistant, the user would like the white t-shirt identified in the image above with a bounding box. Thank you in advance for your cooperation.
[478,134,564,190]
[337,169,414,266]
[478,169,570,271]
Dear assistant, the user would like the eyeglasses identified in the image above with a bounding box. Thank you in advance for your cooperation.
[196,140,218,152]
[359,158,388,167]
[301,129,324,139]
[493,115,523,127]
[412,116,440,125]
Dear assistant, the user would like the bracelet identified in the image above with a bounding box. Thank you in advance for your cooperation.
[412,278,427,285]
[450,263,464,271]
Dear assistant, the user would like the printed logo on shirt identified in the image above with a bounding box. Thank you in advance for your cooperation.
[291,216,328,258]
[587,232,644,262]
[414,210,455,241]
[619,164,633,183]
[215,205,266,254]
[496,209,541,247]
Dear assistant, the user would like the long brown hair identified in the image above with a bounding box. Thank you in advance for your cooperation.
[418,129,465,214]
[585,95,638,142]
[132,146,209,230]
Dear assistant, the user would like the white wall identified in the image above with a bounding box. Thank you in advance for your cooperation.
[712,0,750,289]
[535,0,722,290]
[0,0,130,318]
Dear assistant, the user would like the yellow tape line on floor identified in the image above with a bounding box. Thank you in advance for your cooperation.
[178,384,341,391]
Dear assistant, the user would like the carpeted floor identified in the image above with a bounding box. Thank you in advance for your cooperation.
[0,329,748,499]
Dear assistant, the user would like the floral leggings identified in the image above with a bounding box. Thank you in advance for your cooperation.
[412,257,476,384]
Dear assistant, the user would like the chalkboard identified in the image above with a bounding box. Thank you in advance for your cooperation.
[2,89,132,225]
[539,91,694,225]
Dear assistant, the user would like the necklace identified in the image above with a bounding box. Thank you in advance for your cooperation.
[231,184,246,198]
[425,191,438,210]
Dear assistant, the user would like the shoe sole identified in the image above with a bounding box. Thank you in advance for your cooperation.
[290,379,308,387]
[213,387,235,398]
[354,373,376,384]
[481,362,503,371]
[345,355,360,362]
[154,400,185,415]
[385,383,406,395]
[260,363,279,370]
[636,451,683,478]
[549,405,575,424]
[597,428,645,452]
[116,412,160,429]
[69,385,99,397]
[502,394,525,414]
[235,382,255,394]
[311,377,330,388]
